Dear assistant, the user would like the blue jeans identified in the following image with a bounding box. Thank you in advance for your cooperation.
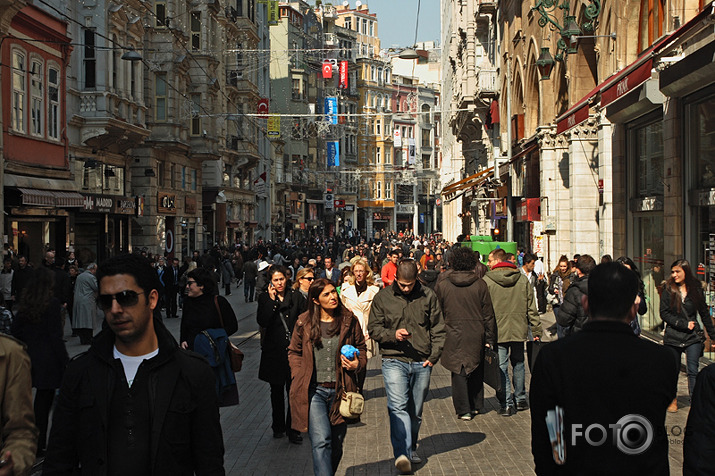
[667,342,703,397]
[308,385,347,476]
[382,359,432,459]
[497,342,526,408]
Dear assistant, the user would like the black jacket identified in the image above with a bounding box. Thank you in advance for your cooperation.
[434,269,495,375]
[660,288,715,348]
[556,275,588,336]
[257,290,296,385]
[180,293,238,350]
[43,319,225,476]
[530,320,677,476]
[684,363,715,475]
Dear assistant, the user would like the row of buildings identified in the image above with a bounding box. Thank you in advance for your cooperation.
[0,0,441,264]
[440,0,715,358]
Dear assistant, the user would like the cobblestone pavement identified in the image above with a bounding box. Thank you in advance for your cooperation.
[51,289,692,475]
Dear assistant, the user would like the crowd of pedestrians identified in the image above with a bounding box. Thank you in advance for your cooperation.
[0,232,713,475]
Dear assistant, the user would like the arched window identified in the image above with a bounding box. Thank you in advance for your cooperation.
[638,0,665,51]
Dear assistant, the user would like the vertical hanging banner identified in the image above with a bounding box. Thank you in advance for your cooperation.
[393,128,402,148]
[339,61,348,89]
[325,97,338,124]
[327,141,340,167]
[268,1,279,25]
[267,114,280,139]
[322,61,333,79]
[408,138,416,165]
[257,98,269,118]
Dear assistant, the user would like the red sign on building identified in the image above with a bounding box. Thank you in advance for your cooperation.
[339,61,348,89]
[257,98,269,118]
[601,59,654,107]
[322,62,333,79]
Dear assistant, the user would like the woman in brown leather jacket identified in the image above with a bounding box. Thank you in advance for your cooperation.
[288,278,367,476]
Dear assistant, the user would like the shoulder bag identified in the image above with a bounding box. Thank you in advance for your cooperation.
[214,295,244,372]
[338,319,364,419]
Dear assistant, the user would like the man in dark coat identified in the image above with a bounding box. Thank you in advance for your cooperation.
[530,263,677,475]
[435,247,495,420]
[556,254,596,336]
[684,363,715,474]
[43,254,224,476]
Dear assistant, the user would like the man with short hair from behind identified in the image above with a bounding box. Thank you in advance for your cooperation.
[557,254,597,336]
[368,259,445,474]
[43,253,225,475]
[530,262,677,475]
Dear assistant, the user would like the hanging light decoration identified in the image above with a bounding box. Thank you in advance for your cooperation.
[536,47,556,80]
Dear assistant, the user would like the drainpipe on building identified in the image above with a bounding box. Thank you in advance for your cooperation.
[506,55,514,242]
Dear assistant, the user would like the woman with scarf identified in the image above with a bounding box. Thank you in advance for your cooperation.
[340,259,380,392]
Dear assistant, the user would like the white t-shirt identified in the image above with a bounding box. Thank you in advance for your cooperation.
[113,346,159,387]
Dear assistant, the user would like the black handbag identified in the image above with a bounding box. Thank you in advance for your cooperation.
[483,348,502,392]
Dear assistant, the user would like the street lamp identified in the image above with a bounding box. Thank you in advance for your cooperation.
[536,47,556,80]
[121,48,142,61]
[562,16,582,54]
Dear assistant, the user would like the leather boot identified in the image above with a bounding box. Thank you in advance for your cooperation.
[667,398,678,413]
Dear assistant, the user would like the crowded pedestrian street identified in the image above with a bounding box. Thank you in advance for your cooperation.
[45,290,693,476]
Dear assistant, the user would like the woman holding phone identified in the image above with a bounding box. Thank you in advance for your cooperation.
[288,278,367,476]
[257,266,302,443]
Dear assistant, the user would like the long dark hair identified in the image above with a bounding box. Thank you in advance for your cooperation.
[187,267,218,295]
[305,278,342,347]
[616,256,645,295]
[18,267,55,323]
[666,259,704,312]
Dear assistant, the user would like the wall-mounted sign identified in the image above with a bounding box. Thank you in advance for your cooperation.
[115,197,136,215]
[158,192,177,215]
[185,196,198,215]
[136,196,145,217]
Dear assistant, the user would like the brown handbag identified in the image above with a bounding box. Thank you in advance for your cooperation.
[214,296,244,372]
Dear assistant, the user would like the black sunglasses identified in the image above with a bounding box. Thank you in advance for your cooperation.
[302,276,315,281]
[97,290,146,310]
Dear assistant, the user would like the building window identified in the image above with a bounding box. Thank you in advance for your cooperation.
[155,73,167,121]
[422,129,431,148]
[170,164,176,188]
[83,28,96,88]
[384,146,391,164]
[47,66,60,140]
[155,1,167,27]
[376,181,382,199]
[376,119,381,136]
[191,11,201,50]
[182,166,187,189]
[192,169,198,191]
[292,77,301,100]
[11,50,25,133]
[376,147,381,164]
[30,59,43,136]
[369,21,374,37]
[191,93,201,135]
[362,18,367,34]
[112,35,119,91]
[344,17,351,30]
[638,0,665,52]
[130,59,137,98]
[385,180,392,199]
[422,154,431,169]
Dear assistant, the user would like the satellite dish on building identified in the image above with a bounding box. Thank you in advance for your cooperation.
[355,1,362,7]
[343,0,349,6]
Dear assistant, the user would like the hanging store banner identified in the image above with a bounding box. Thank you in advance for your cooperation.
[325,97,338,124]
[601,59,654,107]
[327,141,340,167]
[257,98,269,118]
[408,138,416,165]
[339,61,348,89]
[268,1,279,25]
[322,61,333,79]
[267,114,280,138]
[393,128,402,147]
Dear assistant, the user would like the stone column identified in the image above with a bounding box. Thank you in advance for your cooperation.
[597,111,614,258]
[566,120,600,258]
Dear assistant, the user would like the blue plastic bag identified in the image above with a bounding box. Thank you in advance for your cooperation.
[341,344,360,360]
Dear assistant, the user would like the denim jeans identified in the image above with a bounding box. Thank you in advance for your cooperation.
[382,359,432,459]
[308,385,347,476]
[667,342,703,397]
[497,341,526,408]
[244,279,256,301]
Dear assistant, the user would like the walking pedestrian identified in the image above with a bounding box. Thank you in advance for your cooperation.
[71,263,100,345]
[556,254,596,336]
[548,255,573,338]
[288,278,367,476]
[257,266,302,444]
[43,253,225,475]
[483,248,542,416]
[11,267,68,456]
[434,247,496,420]
[242,255,258,302]
[531,263,677,475]
[368,259,446,474]
[660,259,715,412]
[683,363,715,474]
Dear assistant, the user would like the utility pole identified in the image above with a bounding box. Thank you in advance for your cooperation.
[506,55,514,242]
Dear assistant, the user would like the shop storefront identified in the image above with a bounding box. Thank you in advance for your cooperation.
[73,194,134,264]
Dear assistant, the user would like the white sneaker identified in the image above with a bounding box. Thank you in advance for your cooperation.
[395,454,412,474]
[410,451,422,464]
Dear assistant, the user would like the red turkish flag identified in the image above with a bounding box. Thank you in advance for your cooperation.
[322,62,333,79]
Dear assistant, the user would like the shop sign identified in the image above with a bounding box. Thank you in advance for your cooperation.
[556,104,589,134]
[601,59,654,107]
[517,198,541,222]
[82,194,115,213]
[136,196,145,217]
[158,192,177,215]
[532,221,544,255]
[344,204,355,212]
[185,196,198,215]
[373,213,390,221]
[396,204,414,214]
[115,197,136,215]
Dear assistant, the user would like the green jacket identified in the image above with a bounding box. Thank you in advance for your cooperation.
[483,263,543,343]
[368,281,446,364]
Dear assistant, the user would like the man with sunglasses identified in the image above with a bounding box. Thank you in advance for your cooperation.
[44,253,225,475]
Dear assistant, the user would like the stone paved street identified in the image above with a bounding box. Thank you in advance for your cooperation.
[51,288,693,476]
